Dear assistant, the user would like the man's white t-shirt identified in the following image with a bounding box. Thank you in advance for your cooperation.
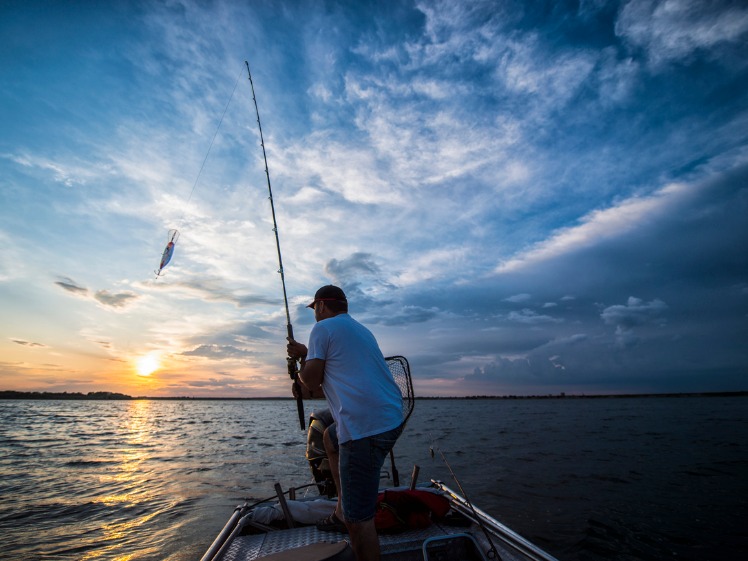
[306,313,403,444]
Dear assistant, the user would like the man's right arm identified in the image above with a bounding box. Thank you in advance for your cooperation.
[286,333,325,398]
[299,358,325,395]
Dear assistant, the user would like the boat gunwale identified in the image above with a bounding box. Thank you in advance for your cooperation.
[433,480,559,561]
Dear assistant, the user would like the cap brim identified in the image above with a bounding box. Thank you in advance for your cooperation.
[306,301,315,308]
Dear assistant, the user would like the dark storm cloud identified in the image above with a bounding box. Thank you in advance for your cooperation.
[396,163,748,393]
[601,297,668,349]
[368,305,439,326]
[323,253,398,313]
[326,252,382,279]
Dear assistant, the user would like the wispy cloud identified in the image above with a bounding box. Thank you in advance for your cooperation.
[3,152,95,187]
[10,339,46,348]
[93,290,139,309]
[616,0,748,66]
[55,278,140,310]
[495,182,692,273]
[55,277,89,296]
[182,344,254,360]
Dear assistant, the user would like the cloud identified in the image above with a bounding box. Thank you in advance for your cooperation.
[93,290,139,309]
[326,252,384,281]
[54,277,140,309]
[466,357,536,382]
[601,296,668,349]
[149,278,280,309]
[182,344,254,360]
[504,293,531,303]
[495,182,691,273]
[507,309,563,325]
[549,355,566,370]
[11,339,46,347]
[601,296,668,328]
[54,277,89,296]
[185,377,238,388]
[616,0,748,66]
[462,336,586,383]
[3,152,95,187]
[323,253,398,306]
[369,305,440,327]
[396,247,471,287]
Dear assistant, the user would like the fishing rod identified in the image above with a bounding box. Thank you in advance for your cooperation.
[430,441,502,560]
[245,60,305,431]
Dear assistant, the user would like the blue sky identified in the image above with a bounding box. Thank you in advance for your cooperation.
[1,0,747,397]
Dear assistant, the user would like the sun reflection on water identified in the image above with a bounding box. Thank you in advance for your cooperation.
[2,399,303,560]
[79,400,172,560]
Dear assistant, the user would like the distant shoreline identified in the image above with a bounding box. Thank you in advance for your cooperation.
[1,390,746,401]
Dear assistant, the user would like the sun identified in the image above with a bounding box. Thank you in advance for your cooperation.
[136,353,160,377]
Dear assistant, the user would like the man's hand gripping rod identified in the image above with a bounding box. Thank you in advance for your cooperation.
[246,60,305,430]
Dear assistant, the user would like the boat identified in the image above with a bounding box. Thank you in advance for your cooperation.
[200,357,559,561]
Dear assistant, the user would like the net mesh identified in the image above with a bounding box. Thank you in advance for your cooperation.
[385,356,415,425]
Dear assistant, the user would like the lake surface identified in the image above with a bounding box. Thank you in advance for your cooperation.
[0,396,746,560]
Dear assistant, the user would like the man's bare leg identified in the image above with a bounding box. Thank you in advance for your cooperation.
[323,428,343,521]
[348,519,380,561]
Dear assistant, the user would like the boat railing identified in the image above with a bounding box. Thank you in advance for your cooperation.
[433,480,560,561]
[199,504,247,561]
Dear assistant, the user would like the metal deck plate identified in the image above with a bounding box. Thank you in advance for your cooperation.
[221,526,346,561]
[217,521,515,561]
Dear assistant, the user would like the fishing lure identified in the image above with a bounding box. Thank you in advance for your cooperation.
[154,229,180,278]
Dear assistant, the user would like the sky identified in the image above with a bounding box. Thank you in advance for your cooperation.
[1,0,747,398]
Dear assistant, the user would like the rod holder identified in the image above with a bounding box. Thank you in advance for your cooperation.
[410,464,420,490]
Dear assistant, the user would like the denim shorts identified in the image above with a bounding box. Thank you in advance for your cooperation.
[339,424,403,523]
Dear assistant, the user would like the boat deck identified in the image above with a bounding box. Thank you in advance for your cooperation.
[220,518,532,561]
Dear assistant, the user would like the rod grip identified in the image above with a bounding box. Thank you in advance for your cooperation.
[294,384,305,431]
[288,356,305,430]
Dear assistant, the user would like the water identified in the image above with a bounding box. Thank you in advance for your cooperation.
[0,397,745,561]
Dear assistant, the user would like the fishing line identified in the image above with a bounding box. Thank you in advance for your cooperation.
[182,68,244,212]
[429,436,502,560]
[154,66,243,278]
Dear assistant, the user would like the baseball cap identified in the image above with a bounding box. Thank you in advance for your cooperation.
[307,285,347,308]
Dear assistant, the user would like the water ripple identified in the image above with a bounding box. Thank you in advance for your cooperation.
[1,397,746,560]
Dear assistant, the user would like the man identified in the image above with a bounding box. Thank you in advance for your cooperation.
[287,285,403,561]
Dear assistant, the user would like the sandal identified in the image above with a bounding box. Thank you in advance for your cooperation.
[316,512,348,533]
